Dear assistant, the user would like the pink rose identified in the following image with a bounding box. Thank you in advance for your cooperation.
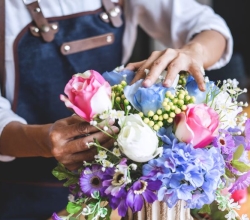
[60,70,112,122]
[174,104,219,148]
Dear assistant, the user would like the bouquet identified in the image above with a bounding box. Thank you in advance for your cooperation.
[52,66,250,220]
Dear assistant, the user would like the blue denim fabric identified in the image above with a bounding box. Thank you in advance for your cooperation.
[0,182,69,220]
[0,7,124,219]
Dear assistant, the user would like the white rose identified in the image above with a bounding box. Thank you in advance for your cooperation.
[117,114,162,162]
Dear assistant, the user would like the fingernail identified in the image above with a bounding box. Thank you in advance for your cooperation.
[201,86,206,92]
[163,79,172,87]
[143,79,152,87]
[110,126,119,133]
[199,84,206,92]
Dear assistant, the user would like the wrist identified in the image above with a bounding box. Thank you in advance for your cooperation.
[0,121,53,158]
[182,41,207,66]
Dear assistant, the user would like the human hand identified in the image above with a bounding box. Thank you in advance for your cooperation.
[48,115,119,170]
[126,43,206,91]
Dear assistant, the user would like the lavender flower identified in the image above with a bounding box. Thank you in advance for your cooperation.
[51,213,63,220]
[213,129,236,155]
[126,179,162,212]
[244,119,250,150]
[229,171,250,193]
[215,128,250,175]
[79,164,107,197]
[103,158,130,197]
[108,187,128,217]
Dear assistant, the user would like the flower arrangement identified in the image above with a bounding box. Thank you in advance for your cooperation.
[52,66,250,220]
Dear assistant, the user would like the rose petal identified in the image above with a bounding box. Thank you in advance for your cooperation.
[60,94,88,119]
[91,85,112,116]
[187,117,213,148]
[174,112,194,143]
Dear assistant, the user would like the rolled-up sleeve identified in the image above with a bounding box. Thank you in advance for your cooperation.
[130,0,233,70]
[0,96,27,161]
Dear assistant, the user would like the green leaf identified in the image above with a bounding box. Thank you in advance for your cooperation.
[101,206,112,220]
[66,202,82,214]
[63,177,79,187]
[233,144,244,160]
[225,168,235,178]
[198,204,211,214]
[52,163,79,181]
[232,160,250,172]
[69,218,78,220]
[87,211,96,220]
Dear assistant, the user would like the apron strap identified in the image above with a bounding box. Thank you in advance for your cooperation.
[23,0,123,42]
[102,0,123,27]
[24,0,58,42]
[0,0,6,97]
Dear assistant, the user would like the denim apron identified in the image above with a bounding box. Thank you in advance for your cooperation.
[0,1,124,219]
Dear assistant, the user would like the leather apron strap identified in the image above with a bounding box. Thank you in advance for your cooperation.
[23,0,123,42]
[0,0,6,97]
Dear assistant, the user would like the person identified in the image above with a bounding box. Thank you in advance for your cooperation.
[0,0,232,219]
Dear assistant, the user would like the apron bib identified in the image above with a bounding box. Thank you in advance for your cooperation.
[0,1,124,219]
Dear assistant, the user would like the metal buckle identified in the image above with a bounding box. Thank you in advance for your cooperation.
[22,0,40,5]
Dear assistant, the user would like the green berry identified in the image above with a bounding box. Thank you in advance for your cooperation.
[148,110,154,117]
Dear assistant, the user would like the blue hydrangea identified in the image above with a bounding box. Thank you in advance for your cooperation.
[185,77,218,104]
[142,131,225,209]
[102,69,135,86]
[124,80,175,115]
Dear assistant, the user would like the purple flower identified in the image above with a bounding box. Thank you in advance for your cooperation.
[69,184,83,198]
[229,171,250,193]
[108,187,128,217]
[79,164,107,197]
[103,159,130,197]
[51,213,63,220]
[213,129,235,154]
[244,119,250,150]
[126,179,162,212]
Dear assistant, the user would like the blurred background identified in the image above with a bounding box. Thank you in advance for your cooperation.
[128,0,250,219]
[128,0,250,103]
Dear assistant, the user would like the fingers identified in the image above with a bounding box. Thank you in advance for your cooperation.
[145,49,178,87]
[52,116,99,140]
[125,60,146,72]
[71,127,117,153]
[162,54,187,87]
[58,125,118,154]
[129,52,163,85]
[189,65,206,91]
[126,48,205,91]
[60,147,97,171]
[58,135,117,171]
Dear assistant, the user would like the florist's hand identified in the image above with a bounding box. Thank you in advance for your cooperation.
[49,115,118,171]
[126,44,206,91]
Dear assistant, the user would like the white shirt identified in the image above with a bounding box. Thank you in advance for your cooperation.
[0,0,233,161]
